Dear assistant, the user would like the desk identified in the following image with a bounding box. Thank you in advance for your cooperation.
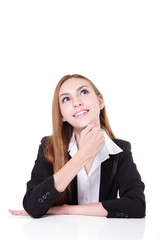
[4,213,159,240]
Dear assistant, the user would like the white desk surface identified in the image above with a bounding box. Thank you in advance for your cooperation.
[3,212,160,240]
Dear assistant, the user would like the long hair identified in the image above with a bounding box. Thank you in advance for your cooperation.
[44,74,115,205]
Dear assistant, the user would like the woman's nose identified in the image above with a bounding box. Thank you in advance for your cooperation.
[73,97,83,108]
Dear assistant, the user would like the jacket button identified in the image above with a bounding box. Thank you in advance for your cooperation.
[46,192,50,196]
[42,195,47,199]
[115,212,120,217]
[119,213,124,217]
[38,198,43,203]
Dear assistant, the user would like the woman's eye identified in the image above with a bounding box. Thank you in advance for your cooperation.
[81,89,89,95]
[62,97,70,103]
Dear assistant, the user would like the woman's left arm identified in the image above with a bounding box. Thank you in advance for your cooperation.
[46,202,108,217]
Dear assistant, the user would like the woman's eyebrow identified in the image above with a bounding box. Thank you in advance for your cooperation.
[59,85,89,99]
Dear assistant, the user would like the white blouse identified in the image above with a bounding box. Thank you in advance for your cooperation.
[68,129,123,205]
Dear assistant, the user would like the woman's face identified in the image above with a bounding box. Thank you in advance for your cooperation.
[59,78,104,132]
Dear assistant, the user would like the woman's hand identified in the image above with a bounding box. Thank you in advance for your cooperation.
[78,120,105,160]
[8,205,69,216]
[9,209,29,216]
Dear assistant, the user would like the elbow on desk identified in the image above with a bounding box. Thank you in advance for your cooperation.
[130,196,146,218]
[23,195,46,219]
[103,196,146,219]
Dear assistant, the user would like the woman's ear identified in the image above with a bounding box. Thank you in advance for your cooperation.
[98,95,105,110]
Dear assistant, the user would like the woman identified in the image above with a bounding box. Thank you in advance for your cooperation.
[9,74,146,218]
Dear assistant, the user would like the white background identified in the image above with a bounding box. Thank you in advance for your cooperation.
[0,1,160,239]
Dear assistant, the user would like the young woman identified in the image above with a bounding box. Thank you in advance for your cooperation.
[9,74,146,218]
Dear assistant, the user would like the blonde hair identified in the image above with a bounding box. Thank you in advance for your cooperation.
[44,74,115,205]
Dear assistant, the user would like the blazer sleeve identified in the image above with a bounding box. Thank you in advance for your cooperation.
[101,141,146,218]
[23,137,62,218]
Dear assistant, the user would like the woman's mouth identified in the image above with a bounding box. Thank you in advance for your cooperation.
[73,110,89,118]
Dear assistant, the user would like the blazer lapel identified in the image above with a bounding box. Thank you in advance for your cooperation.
[68,154,78,204]
[71,176,78,204]
[99,155,118,201]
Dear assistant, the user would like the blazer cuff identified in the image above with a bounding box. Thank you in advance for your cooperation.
[101,201,129,218]
[23,175,62,218]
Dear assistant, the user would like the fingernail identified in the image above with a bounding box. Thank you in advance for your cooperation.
[93,120,97,124]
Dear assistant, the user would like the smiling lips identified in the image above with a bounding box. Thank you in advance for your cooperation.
[73,109,89,118]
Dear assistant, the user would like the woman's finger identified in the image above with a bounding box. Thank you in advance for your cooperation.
[9,209,29,216]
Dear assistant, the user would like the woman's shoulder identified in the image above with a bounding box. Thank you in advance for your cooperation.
[38,136,50,156]
[40,136,50,143]
[112,138,131,152]
[40,136,51,146]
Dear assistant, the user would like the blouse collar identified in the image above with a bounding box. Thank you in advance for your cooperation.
[68,128,123,161]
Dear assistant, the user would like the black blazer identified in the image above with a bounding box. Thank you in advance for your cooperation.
[23,137,146,218]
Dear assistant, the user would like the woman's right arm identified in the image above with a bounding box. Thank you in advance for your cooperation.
[23,121,105,218]
[22,137,61,218]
